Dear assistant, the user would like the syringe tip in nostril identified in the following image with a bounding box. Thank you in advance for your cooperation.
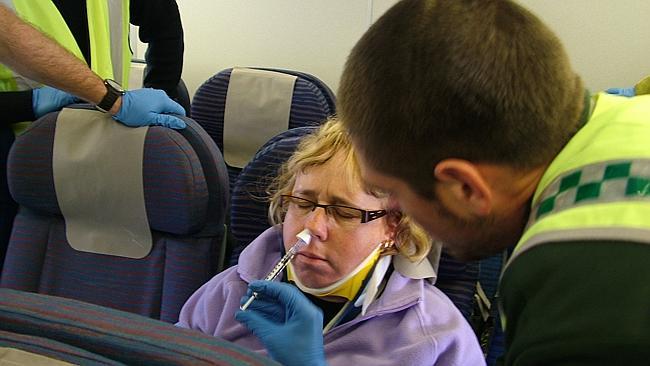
[239,229,312,311]
[296,228,312,245]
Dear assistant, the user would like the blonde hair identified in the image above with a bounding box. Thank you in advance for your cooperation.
[268,118,431,262]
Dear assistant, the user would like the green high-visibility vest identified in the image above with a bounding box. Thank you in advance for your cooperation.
[0,0,130,133]
[500,93,650,328]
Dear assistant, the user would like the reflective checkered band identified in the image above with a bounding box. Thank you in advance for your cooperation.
[531,160,650,225]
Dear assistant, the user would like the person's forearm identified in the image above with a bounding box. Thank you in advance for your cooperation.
[0,5,119,112]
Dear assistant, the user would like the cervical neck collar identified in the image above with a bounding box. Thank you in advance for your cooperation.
[287,245,381,301]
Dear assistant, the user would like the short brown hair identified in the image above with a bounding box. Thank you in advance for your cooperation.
[339,0,584,197]
[268,118,431,261]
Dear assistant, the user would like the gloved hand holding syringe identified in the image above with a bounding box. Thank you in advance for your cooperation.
[240,228,312,311]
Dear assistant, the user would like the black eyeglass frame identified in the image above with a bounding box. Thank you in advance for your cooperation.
[280,195,387,223]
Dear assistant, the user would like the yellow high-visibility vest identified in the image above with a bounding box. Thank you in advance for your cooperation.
[0,0,130,133]
[500,93,650,328]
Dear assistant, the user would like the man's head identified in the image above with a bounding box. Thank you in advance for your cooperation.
[339,0,584,259]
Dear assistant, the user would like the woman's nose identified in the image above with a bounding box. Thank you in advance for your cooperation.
[304,206,329,240]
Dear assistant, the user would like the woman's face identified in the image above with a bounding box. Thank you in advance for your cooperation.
[282,152,394,288]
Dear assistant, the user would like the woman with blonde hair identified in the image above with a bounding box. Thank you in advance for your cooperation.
[177,118,483,366]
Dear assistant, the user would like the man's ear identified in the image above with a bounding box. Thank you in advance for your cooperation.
[433,159,493,217]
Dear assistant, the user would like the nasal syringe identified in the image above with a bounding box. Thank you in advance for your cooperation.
[240,228,312,311]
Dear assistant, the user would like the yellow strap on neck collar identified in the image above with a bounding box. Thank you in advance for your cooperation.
[287,245,382,301]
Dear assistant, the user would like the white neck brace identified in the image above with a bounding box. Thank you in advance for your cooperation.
[288,245,381,298]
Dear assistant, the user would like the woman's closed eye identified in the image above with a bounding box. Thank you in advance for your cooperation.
[295,200,315,210]
[330,206,361,220]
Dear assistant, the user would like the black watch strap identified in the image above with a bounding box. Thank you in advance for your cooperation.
[96,79,125,113]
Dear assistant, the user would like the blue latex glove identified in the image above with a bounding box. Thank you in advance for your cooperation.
[32,86,79,118]
[605,87,635,97]
[113,88,186,129]
[235,281,327,366]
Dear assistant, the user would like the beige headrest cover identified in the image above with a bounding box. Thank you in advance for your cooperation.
[52,108,152,259]
[223,67,297,168]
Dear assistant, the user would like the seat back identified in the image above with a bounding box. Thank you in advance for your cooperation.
[1,106,229,323]
[191,67,335,191]
[227,127,480,321]
[0,330,123,365]
[228,126,317,266]
[472,253,507,365]
[0,288,277,365]
[436,254,479,319]
[176,78,192,116]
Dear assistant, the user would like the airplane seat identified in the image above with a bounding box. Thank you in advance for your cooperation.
[228,126,317,267]
[175,78,192,117]
[0,329,120,365]
[472,252,508,365]
[435,254,479,319]
[227,127,481,321]
[0,105,229,323]
[190,67,335,192]
[0,288,277,365]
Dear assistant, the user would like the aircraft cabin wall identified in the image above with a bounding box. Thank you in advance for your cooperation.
[128,1,649,101]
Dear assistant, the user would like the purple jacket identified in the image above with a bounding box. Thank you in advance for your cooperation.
[177,226,485,366]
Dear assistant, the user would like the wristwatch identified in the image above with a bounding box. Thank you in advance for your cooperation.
[96,79,125,113]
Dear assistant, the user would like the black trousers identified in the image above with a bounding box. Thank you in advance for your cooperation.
[0,126,17,270]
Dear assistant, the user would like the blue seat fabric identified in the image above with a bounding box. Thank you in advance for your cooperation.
[0,329,123,365]
[477,254,507,365]
[228,127,318,266]
[1,106,229,323]
[0,288,277,365]
[190,68,335,192]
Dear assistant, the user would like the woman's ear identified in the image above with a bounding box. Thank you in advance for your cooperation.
[384,210,401,239]
[434,159,493,217]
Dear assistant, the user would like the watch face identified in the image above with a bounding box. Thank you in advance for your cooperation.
[105,79,125,93]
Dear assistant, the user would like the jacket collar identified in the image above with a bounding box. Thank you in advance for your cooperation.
[236,225,430,316]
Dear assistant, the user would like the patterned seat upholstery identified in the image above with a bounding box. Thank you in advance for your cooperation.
[475,253,507,365]
[0,106,229,323]
[0,330,123,365]
[0,288,277,365]
[228,126,317,266]
[227,127,480,320]
[190,68,335,191]
[176,78,192,117]
[436,253,479,319]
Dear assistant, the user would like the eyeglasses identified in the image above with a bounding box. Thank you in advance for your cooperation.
[281,195,387,225]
